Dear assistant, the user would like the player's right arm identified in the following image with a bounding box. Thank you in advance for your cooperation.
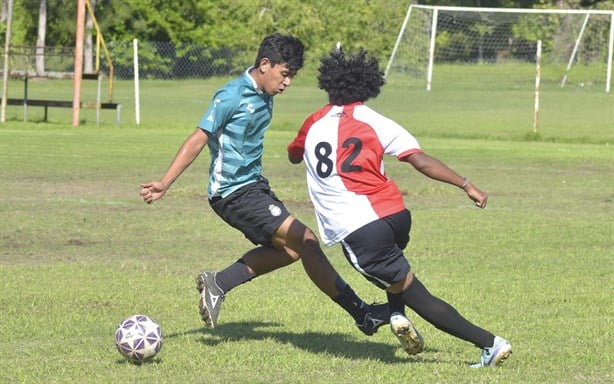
[140,128,209,204]
[287,130,306,164]
[288,111,322,164]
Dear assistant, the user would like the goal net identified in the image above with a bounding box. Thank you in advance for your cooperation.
[385,5,614,92]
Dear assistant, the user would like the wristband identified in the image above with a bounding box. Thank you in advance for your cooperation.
[460,177,469,190]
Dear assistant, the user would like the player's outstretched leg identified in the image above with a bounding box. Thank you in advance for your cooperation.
[390,312,424,355]
[196,271,225,328]
[355,302,391,336]
[470,336,512,368]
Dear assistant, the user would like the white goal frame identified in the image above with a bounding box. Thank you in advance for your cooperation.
[385,5,614,93]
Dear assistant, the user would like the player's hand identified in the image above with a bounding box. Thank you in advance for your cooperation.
[465,184,488,209]
[140,181,166,204]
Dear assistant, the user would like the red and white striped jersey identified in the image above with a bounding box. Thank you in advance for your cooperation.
[288,102,422,245]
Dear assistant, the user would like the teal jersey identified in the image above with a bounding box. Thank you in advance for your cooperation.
[197,69,274,198]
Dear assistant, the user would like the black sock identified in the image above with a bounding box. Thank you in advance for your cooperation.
[214,259,254,294]
[402,276,495,348]
[387,291,406,315]
[331,277,369,323]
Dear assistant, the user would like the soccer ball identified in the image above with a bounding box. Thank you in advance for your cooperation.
[114,314,163,363]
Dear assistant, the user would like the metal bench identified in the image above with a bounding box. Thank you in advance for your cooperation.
[1,97,121,124]
[1,71,121,125]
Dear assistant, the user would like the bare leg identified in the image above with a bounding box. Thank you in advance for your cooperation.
[215,216,340,297]
[203,215,384,332]
[271,215,339,297]
[240,245,297,276]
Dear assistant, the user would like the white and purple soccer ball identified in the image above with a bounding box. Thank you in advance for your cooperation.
[114,314,163,363]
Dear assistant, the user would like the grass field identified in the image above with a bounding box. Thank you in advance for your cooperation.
[1,77,613,383]
[3,75,613,143]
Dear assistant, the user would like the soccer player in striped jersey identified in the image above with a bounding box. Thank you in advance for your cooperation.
[140,34,388,337]
[288,47,512,367]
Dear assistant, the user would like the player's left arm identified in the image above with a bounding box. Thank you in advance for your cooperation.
[402,151,488,209]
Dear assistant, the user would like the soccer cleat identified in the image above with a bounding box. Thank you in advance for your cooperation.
[356,302,390,336]
[196,271,225,328]
[470,336,513,368]
[390,312,424,356]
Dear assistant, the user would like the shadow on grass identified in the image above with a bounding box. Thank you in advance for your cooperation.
[114,357,164,366]
[167,322,446,365]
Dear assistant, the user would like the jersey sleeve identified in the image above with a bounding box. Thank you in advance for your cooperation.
[353,105,422,160]
[287,115,311,160]
[381,117,422,160]
[197,89,236,134]
[288,105,335,160]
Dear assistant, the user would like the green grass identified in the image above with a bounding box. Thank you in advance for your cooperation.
[0,77,613,383]
[385,62,611,94]
[3,69,613,143]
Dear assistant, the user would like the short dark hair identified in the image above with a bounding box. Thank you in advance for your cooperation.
[254,33,305,72]
[318,48,385,105]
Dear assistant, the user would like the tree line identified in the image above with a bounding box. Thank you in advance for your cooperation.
[2,0,612,78]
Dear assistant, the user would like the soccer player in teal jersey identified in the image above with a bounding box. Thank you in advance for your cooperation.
[198,72,274,198]
[140,33,388,335]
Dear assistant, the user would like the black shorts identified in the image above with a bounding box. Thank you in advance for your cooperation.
[340,209,412,289]
[209,179,291,247]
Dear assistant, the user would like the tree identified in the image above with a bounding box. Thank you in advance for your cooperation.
[6,0,612,78]
[84,0,95,73]
[2,0,8,23]
[35,0,45,74]
[472,21,495,63]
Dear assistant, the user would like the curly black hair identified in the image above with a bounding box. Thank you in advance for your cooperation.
[254,33,305,72]
[318,48,385,106]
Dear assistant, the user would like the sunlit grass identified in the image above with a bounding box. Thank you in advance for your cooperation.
[1,120,612,383]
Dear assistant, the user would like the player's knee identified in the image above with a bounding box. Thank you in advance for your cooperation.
[387,271,414,294]
[302,227,321,251]
[282,218,323,257]
[285,248,301,262]
[303,226,318,242]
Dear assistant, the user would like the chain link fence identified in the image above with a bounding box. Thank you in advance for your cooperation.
[109,41,249,79]
[2,41,320,80]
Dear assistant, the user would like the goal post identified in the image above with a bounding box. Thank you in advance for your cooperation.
[385,5,614,93]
